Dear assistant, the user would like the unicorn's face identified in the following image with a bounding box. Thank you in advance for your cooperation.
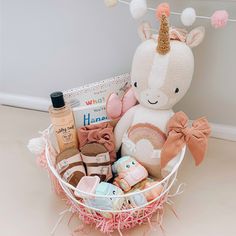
[131,19,205,110]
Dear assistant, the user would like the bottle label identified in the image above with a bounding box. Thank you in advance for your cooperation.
[51,113,78,151]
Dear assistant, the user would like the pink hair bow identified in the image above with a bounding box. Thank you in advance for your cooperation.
[78,122,116,161]
[169,28,188,42]
[79,123,115,152]
[161,111,211,169]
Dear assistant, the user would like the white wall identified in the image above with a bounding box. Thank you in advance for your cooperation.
[1,0,236,126]
[0,0,138,96]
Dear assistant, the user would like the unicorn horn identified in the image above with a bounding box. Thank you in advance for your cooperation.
[156,4,170,55]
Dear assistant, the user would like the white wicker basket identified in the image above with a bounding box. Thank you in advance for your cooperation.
[44,127,185,234]
[38,74,186,234]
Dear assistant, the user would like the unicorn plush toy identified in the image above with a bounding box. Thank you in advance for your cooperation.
[111,5,211,178]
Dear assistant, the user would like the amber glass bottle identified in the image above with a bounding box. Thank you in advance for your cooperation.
[49,91,78,152]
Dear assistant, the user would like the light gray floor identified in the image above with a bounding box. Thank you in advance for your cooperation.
[1,105,236,236]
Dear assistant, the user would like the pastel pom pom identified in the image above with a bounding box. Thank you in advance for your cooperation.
[156,3,170,20]
[27,137,46,156]
[129,0,147,19]
[104,0,118,7]
[211,10,229,29]
[181,8,196,26]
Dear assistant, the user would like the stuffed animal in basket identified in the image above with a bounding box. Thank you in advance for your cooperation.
[112,5,211,178]
[83,180,125,218]
[112,156,148,192]
[126,178,164,207]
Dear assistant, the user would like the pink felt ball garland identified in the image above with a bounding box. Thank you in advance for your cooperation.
[211,10,229,29]
[104,0,235,29]
[155,2,170,19]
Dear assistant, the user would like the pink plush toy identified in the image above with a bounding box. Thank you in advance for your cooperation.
[126,178,164,207]
[142,180,163,201]
[112,156,148,192]
[114,9,209,178]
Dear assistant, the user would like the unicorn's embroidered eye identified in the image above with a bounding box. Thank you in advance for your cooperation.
[112,190,116,195]
[131,161,135,165]
[126,164,130,169]
[134,82,137,87]
[175,88,179,93]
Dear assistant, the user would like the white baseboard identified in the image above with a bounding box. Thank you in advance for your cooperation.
[0,92,50,112]
[1,92,236,141]
[209,122,236,142]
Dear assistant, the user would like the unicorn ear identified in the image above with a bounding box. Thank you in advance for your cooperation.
[186,26,205,48]
[138,22,153,41]
[106,93,122,120]
[122,88,137,114]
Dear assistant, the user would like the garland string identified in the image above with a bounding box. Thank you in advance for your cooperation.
[118,0,236,23]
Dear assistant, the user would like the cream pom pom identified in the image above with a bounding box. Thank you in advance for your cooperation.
[181,8,196,26]
[27,137,46,156]
[130,0,147,19]
[104,0,118,8]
